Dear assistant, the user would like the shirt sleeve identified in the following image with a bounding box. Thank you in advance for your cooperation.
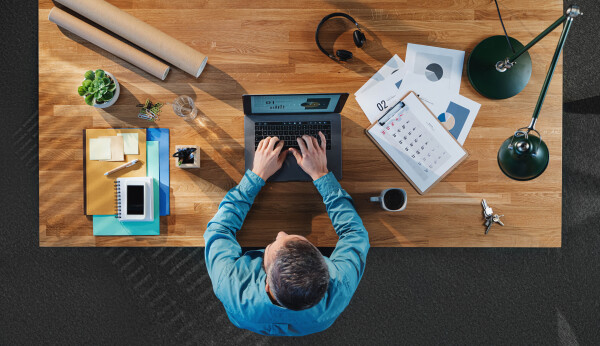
[313,172,370,293]
[204,169,265,291]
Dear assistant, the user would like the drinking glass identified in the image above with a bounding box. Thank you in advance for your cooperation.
[172,95,198,120]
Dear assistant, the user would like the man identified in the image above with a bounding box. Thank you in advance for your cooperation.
[204,132,369,336]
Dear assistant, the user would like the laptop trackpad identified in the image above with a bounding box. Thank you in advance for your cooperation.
[269,154,311,182]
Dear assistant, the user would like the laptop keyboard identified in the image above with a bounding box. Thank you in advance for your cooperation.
[254,121,332,150]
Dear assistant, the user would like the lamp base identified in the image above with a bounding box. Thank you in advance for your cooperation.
[467,36,532,99]
[497,134,549,181]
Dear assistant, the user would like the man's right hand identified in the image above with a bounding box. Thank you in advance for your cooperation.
[289,132,329,181]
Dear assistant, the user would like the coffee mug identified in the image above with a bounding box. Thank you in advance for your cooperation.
[370,188,407,212]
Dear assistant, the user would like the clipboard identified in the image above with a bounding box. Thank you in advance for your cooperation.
[365,91,468,194]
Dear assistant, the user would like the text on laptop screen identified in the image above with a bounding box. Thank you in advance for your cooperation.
[250,94,341,114]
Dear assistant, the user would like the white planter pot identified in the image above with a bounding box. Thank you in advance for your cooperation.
[91,71,120,109]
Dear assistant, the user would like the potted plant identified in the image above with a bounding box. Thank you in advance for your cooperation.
[77,69,120,108]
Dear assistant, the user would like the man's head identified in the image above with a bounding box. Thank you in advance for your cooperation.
[263,232,329,311]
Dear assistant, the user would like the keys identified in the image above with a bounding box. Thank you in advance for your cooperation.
[481,199,505,234]
[481,199,493,219]
[484,218,493,234]
[492,214,504,226]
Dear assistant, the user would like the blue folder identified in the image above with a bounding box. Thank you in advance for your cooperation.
[147,128,170,216]
[93,141,160,236]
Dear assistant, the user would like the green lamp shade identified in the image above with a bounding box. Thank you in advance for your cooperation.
[497,134,549,181]
[467,36,532,99]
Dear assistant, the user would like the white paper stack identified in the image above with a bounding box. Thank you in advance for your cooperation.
[356,44,481,145]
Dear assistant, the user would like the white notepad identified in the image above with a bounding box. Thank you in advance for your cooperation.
[117,133,139,155]
[114,177,154,222]
[366,92,468,194]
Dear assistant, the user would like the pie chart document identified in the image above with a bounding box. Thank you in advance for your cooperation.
[398,43,465,114]
[425,63,444,81]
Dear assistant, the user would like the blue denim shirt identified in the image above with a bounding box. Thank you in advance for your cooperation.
[204,170,370,336]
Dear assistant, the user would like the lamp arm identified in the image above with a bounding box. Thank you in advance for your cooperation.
[528,15,575,130]
[507,15,567,63]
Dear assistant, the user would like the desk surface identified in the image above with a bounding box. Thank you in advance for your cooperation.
[39,0,562,247]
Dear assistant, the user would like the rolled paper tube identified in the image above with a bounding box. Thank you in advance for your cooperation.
[55,0,208,78]
[49,7,170,80]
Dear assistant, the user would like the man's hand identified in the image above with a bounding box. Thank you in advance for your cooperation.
[289,132,329,181]
[252,137,287,181]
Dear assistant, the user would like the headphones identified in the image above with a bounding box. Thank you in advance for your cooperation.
[315,12,366,61]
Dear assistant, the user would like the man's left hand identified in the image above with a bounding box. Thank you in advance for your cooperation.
[252,137,287,181]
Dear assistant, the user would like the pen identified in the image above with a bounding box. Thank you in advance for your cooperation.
[378,101,406,126]
[104,159,139,176]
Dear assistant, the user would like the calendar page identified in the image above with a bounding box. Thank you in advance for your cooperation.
[367,92,467,194]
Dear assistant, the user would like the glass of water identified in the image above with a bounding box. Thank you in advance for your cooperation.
[172,95,198,120]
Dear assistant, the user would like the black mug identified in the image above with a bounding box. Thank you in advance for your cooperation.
[370,188,407,212]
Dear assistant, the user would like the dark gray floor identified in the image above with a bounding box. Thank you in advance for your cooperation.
[1,1,599,344]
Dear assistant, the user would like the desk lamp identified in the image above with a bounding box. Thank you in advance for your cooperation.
[468,4,581,180]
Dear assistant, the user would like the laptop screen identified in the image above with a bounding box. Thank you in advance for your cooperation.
[243,93,348,115]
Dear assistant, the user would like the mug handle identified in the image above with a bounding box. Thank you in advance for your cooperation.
[370,197,380,202]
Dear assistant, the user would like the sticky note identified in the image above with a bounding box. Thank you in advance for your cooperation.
[118,133,139,155]
[89,137,112,160]
[99,136,124,161]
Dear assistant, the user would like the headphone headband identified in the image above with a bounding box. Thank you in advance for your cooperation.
[318,12,360,29]
[315,12,363,61]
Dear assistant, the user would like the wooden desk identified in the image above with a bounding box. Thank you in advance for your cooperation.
[39,0,562,247]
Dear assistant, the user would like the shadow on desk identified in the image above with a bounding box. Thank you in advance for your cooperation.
[190,64,247,112]
[187,113,245,176]
[240,181,325,244]
[186,147,238,192]
[96,83,162,128]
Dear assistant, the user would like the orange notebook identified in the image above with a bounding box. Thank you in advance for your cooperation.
[84,129,146,215]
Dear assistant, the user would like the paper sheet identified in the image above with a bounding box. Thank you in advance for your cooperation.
[399,44,465,115]
[99,136,124,161]
[355,55,407,123]
[118,133,139,155]
[355,54,406,96]
[89,137,112,160]
[356,78,404,123]
[435,94,481,145]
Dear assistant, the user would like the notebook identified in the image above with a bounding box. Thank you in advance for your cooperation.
[366,92,468,194]
[93,141,160,236]
[84,129,146,215]
[146,128,170,216]
[115,177,154,221]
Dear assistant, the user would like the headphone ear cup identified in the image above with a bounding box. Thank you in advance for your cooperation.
[353,30,366,48]
[336,50,353,61]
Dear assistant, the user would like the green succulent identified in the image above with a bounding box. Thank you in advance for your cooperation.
[78,69,117,106]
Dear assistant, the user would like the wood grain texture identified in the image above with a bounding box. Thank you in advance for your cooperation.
[39,0,563,247]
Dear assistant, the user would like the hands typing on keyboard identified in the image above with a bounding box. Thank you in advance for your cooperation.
[252,131,330,182]
[254,121,332,150]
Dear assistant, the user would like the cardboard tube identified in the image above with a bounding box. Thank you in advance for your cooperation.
[55,0,208,78]
[49,7,170,80]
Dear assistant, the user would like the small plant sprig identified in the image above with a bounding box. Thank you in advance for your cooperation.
[136,99,164,121]
[78,69,117,106]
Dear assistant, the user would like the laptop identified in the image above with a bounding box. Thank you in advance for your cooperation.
[243,93,348,181]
